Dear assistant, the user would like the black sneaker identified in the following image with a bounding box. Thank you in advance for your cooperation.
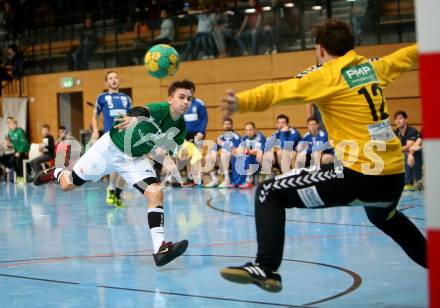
[220,262,282,292]
[153,240,188,267]
[33,167,56,186]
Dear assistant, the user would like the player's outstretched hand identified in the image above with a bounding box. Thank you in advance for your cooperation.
[221,89,238,121]
[114,116,138,131]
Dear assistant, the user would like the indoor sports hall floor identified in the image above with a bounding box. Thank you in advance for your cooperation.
[0,182,427,307]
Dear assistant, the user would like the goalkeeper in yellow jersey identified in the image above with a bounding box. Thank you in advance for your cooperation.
[219,19,426,292]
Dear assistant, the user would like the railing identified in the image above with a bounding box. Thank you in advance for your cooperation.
[0,0,415,76]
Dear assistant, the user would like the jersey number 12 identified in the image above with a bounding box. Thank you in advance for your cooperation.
[358,84,389,121]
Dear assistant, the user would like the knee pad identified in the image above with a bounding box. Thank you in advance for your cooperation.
[71,170,86,187]
[133,177,159,194]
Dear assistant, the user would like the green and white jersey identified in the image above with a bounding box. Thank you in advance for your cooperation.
[109,102,186,157]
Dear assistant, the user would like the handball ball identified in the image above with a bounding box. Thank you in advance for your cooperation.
[144,44,180,79]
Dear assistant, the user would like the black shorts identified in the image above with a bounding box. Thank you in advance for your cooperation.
[258,164,404,210]
[185,131,197,142]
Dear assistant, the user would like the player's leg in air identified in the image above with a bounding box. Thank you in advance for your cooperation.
[220,165,426,292]
[33,133,188,267]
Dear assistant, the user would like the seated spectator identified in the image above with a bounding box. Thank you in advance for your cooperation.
[150,9,175,45]
[30,124,55,177]
[0,117,29,184]
[71,17,99,70]
[236,122,266,189]
[3,1,20,39]
[217,118,241,188]
[394,111,423,190]
[235,0,263,55]
[266,114,301,174]
[185,6,218,60]
[296,117,334,169]
[212,5,237,57]
[0,44,24,97]
[0,5,7,40]
[262,0,285,54]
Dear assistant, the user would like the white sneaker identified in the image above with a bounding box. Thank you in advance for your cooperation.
[218,181,234,188]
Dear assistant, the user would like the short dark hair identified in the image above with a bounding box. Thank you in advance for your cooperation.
[312,19,355,57]
[42,124,50,129]
[7,116,15,121]
[224,118,233,125]
[59,126,66,130]
[168,79,194,96]
[105,71,118,81]
[394,110,408,119]
[187,80,196,92]
[307,116,319,124]
[276,114,289,124]
[244,122,255,129]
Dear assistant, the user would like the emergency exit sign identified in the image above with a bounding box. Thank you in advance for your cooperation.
[61,77,75,88]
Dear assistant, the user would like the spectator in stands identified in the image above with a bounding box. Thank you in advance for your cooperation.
[394,111,423,190]
[30,124,55,177]
[72,17,99,70]
[35,0,55,29]
[184,6,218,60]
[235,0,263,55]
[0,44,24,97]
[351,0,368,45]
[0,5,7,39]
[3,1,20,39]
[261,0,285,54]
[0,117,29,184]
[213,5,236,57]
[266,114,301,174]
[150,9,175,46]
[296,117,333,169]
[236,122,266,189]
[217,118,241,188]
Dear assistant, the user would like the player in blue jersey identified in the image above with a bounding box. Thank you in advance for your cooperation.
[266,114,301,174]
[92,71,132,207]
[181,82,208,187]
[217,118,241,188]
[183,83,208,143]
[296,116,334,169]
[237,122,266,189]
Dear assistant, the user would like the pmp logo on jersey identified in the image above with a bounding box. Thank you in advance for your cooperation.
[342,62,378,88]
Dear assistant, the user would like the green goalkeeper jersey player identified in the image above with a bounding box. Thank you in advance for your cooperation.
[33,79,193,267]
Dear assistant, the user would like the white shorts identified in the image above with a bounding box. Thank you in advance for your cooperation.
[73,132,157,187]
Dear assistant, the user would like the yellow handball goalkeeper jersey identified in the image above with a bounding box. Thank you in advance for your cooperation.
[236,44,418,176]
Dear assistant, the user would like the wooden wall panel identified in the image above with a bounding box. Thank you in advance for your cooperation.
[160,60,216,86]
[384,70,420,98]
[272,50,315,79]
[387,98,422,124]
[214,55,272,82]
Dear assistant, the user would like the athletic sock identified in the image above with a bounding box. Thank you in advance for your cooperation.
[148,206,165,253]
[115,187,122,199]
[54,168,65,182]
[210,171,218,183]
